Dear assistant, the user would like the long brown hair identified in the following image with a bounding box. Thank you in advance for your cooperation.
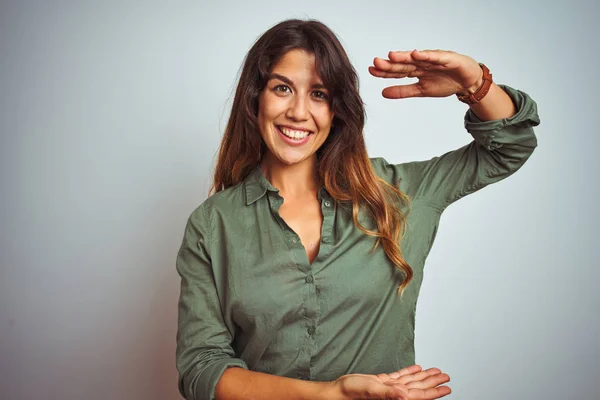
[211,19,413,293]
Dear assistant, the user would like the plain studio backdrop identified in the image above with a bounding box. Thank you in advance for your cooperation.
[1,1,598,399]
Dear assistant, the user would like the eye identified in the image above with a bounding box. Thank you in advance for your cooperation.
[273,84,292,94]
[312,90,329,101]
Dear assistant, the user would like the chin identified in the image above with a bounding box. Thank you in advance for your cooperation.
[271,150,310,166]
[279,155,307,166]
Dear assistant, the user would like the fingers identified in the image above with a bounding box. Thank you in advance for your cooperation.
[389,49,453,65]
[369,49,463,99]
[364,380,409,400]
[386,364,423,380]
[404,371,450,389]
[369,50,454,79]
[397,368,441,385]
[368,66,407,79]
[372,57,418,75]
[402,368,451,400]
[402,49,453,65]
[368,66,425,79]
[335,373,410,400]
[386,50,416,63]
[381,83,424,99]
[407,386,452,400]
[369,56,430,99]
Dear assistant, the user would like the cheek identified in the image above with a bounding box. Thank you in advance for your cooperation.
[257,101,273,139]
[314,108,334,131]
[260,94,286,121]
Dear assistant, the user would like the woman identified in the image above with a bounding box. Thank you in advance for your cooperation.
[176,19,539,400]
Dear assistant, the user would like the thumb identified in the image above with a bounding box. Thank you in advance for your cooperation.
[378,383,409,400]
[362,380,408,400]
[385,387,409,400]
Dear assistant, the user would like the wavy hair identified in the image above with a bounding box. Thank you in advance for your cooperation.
[211,19,413,293]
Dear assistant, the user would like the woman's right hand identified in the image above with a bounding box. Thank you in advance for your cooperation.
[328,365,451,400]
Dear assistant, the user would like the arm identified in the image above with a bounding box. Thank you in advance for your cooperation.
[372,84,538,209]
[468,81,516,121]
[176,204,249,400]
[368,50,539,208]
[217,365,451,400]
[215,368,331,400]
[459,61,516,121]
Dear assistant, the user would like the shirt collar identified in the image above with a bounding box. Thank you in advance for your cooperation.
[243,166,279,205]
[243,165,333,205]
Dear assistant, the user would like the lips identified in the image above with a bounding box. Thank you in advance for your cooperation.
[277,125,313,139]
[276,125,313,146]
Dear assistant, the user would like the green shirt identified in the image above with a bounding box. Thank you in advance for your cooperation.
[176,85,540,400]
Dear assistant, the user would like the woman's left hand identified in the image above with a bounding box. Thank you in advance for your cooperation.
[368,49,484,99]
[331,364,451,399]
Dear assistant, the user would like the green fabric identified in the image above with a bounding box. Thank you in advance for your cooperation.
[176,85,540,400]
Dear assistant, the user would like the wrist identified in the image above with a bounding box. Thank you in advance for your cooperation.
[459,71,484,97]
[315,381,344,400]
[456,63,493,104]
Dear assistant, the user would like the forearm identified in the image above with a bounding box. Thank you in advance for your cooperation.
[215,367,337,400]
[467,82,516,121]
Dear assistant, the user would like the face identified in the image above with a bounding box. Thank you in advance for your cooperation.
[258,49,334,168]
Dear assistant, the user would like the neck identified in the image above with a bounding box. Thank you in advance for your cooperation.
[260,154,320,198]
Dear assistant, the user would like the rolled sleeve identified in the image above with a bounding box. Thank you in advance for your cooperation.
[176,204,248,400]
[465,84,540,151]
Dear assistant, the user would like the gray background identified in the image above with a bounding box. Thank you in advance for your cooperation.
[1,0,598,399]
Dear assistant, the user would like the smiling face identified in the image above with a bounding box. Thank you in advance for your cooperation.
[258,49,334,168]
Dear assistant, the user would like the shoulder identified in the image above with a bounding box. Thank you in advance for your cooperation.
[369,157,429,197]
[370,156,417,178]
[192,182,247,221]
[369,157,394,177]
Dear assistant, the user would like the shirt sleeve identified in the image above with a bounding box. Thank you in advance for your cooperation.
[372,84,540,209]
[176,203,248,400]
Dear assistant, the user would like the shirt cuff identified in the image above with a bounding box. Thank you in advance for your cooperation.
[464,84,541,150]
[182,357,249,400]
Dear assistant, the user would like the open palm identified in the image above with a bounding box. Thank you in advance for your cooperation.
[334,365,451,399]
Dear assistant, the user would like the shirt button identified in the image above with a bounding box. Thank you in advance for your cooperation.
[324,200,331,207]
[292,237,298,243]
[307,326,316,335]
[321,237,329,244]
[305,275,314,283]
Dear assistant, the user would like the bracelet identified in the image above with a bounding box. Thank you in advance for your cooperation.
[456,63,493,105]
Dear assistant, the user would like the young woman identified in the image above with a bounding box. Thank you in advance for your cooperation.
[175,19,539,400]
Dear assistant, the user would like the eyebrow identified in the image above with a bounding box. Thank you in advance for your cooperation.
[267,73,327,90]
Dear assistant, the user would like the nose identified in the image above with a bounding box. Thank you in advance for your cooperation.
[286,94,310,121]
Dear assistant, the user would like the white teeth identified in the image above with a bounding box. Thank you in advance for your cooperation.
[280,126,310,140]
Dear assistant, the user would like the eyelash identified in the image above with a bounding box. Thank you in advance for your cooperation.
[272,85,329,101]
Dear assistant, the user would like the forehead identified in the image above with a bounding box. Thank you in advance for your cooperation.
[271,49,322,83]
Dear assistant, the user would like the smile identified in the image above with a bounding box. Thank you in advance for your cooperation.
[277,126,313,140]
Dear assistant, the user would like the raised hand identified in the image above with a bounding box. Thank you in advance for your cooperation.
[330,364,451,399]
[368,49,484,100]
